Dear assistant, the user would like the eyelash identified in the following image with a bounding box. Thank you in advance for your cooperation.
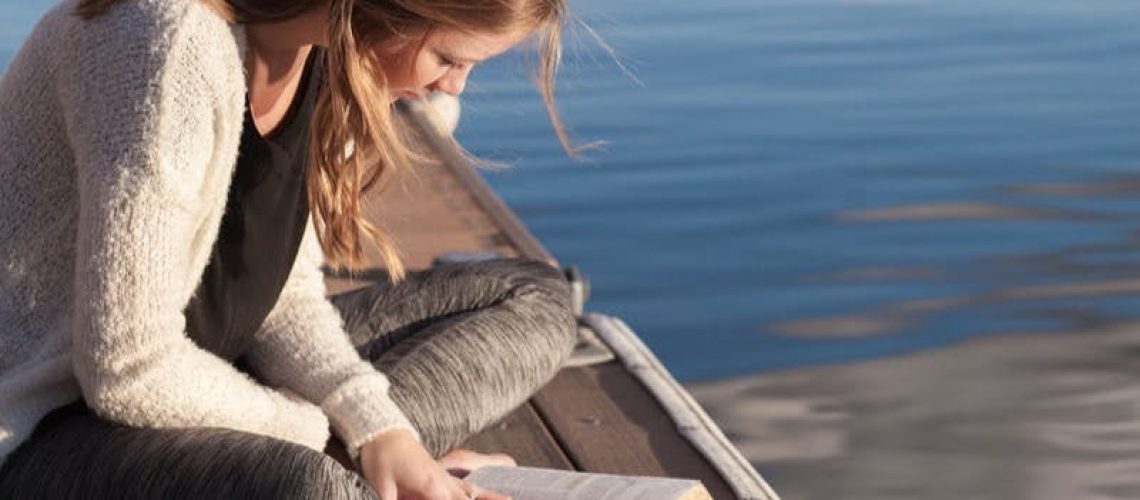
[438,54,460,68]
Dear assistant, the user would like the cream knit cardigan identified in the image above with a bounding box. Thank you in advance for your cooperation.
[0,0,418,465]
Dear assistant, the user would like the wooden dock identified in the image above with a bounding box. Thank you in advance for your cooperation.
[324,103,770,499]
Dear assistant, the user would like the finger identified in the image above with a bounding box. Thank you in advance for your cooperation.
[465,452,513,469]
[438,449,517,472]
[477,487,512,500]
[489,452,517,467]
[447,482,471,500]
[437,449,472,471]
[377,480,398,500]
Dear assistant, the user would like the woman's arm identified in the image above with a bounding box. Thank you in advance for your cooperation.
[244,220,421,458]
[64,1,329,450]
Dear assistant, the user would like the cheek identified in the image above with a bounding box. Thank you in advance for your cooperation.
[410,56,448,88]
[373,47,418,89]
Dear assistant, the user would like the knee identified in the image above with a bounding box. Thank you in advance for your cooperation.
[0,416,378,500]
[483,257,574,310]
[129,428,378,500]
[193,431,378,500]
[488,257,578,354]
[264,445,378,500]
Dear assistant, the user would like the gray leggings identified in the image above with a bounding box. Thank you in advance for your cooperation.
[0,257,577,499]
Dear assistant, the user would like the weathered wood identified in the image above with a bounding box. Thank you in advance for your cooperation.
[405,106,553,263]
[324,160,517,295]
[364,170,514,263]
[460,402,575,470]
[532,363,738,499]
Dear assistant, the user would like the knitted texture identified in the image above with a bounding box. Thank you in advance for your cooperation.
[0,0,415,465]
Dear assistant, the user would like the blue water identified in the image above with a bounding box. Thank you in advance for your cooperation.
[455,0,1140,381]
[6,1,1140,497]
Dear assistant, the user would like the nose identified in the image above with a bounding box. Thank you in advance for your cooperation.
[433,67,471,96]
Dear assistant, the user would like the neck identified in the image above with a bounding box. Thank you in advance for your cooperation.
[244,5,328,62]
[243,6,327,87]
[242,6,328,135]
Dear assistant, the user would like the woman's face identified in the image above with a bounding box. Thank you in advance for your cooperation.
[375,28,531,102]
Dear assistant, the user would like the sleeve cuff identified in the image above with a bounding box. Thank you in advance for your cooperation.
[320,370,421,459]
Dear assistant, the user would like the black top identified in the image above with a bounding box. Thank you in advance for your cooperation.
[184,47,325,361]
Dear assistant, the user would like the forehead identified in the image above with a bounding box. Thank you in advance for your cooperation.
[426,28,532,62]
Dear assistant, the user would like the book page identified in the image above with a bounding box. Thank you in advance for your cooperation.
[465,466,712,500]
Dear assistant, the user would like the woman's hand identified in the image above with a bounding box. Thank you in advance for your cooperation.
[438,448,517,478]
[359,428,510,500]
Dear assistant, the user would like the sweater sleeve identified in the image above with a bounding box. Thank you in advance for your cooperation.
[245,219,421,458]
[63,2,330,450]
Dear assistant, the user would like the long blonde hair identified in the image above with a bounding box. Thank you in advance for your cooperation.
[76,0,571,281]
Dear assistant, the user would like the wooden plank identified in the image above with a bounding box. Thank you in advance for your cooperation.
[322,159,518,294]
[460,402,575,470]
[532,363,738,499]
[356,160,517,271]
[400,103,553,263]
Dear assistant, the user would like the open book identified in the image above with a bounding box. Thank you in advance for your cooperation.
[465,466,712,500]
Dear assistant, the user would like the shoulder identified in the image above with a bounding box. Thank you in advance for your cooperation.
[44,0,248,199]
[34,0,229,51]
[50,0,247,142]
[62,0,232,44]
[50,0,245,96]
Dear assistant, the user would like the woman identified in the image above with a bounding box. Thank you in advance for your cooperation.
[0,0,577,498]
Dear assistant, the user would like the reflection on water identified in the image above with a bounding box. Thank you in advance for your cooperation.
[691,320,1140,499]
[837,201,1107,222]
[692,173,1140,499]
[775,174,1140,340]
